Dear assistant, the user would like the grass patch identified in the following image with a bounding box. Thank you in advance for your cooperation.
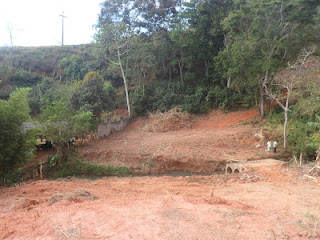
[49,155,131,179]
[297,211,320,229]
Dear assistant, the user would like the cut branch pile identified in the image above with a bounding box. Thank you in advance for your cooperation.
[307,162,320,177]
[142,107,194,132]
[48,190,99,205]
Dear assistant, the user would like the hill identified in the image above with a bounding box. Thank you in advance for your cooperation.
[78,109,267,175]
[0,44,96,99]
[1,109,320,239]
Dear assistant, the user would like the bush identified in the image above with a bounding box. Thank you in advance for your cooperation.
[49,156,131,178]
[69,72,116,117]
[0,88,35,179]
[1,169,24,187]
[131,80,253,116]
[131,81,203,115]
[206,87,249,110]
[183,86,210,113]
[287,120,318,161]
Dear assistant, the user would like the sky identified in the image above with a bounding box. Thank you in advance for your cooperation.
[0,0,103,47]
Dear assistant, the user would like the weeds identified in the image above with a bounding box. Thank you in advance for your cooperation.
[297,211,320,229]
[49,153,131,179]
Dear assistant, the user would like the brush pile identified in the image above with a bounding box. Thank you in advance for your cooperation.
[142,107,194,132]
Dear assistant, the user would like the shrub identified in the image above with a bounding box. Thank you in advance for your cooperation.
[206,87,248,110]
[1,169,24,187]
[0,88,35,181]
[69,72,116,117]
[50,157,131,178]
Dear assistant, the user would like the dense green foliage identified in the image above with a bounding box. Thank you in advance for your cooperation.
[69,72,116,117]
[40,101,94,162]
[0,88,35,183]
[0,45,97,99]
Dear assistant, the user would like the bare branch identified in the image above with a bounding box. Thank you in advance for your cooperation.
[117,40,131,50]
[106,58,120,65]
[118,48,132,56]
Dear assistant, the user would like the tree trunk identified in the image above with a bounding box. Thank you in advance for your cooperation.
[283,110,288,150]
[316,143,320,162]
[227,77,231,88]
[299,152,303,167]
[56,146,68,164]
[125,43,129,74]
[142,72,146,97]
[204,59,209,77]
[117,48,131,117]
[283,97,289,149]
[162,59,166,76]
[259,83,265,117]
[178,59,184,84]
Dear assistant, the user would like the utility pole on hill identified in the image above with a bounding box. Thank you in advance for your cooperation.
[8,25,13,47]
[59,11,67,46]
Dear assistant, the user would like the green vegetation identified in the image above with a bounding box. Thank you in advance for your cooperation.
[41,101,94,162]
[49,155,131,179]
[69,71,116,117]
[1,0,320,181]
[0,88,35,184]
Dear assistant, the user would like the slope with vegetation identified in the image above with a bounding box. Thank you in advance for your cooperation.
[0,0,320,183]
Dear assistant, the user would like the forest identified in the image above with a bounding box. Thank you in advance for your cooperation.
[0,0,320,183]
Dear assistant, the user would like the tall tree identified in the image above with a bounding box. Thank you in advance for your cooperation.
[264,50,315,149]
[96,0,140,117]
[96,23,133,117]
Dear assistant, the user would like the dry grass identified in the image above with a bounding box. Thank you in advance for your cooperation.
[142,108,194,132]
[48,190,99,205]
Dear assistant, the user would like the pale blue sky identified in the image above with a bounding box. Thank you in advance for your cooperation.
[0,0,103,47]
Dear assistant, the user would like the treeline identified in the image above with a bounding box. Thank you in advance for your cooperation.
[94,0,320,116]
[93,0,320,162]
[1,0,319,116]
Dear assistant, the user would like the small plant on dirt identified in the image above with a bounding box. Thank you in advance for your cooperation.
[297,211,320,230]
[142,160,155,168]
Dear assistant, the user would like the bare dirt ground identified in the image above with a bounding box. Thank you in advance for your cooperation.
[1,109,320,239]
[79,109,269,174]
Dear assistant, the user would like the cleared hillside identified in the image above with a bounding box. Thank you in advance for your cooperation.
[78,109,270,175]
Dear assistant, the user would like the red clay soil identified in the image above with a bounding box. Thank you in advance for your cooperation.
[1,167,320,239]
[1,109,320,239]
[79,108,266,174]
